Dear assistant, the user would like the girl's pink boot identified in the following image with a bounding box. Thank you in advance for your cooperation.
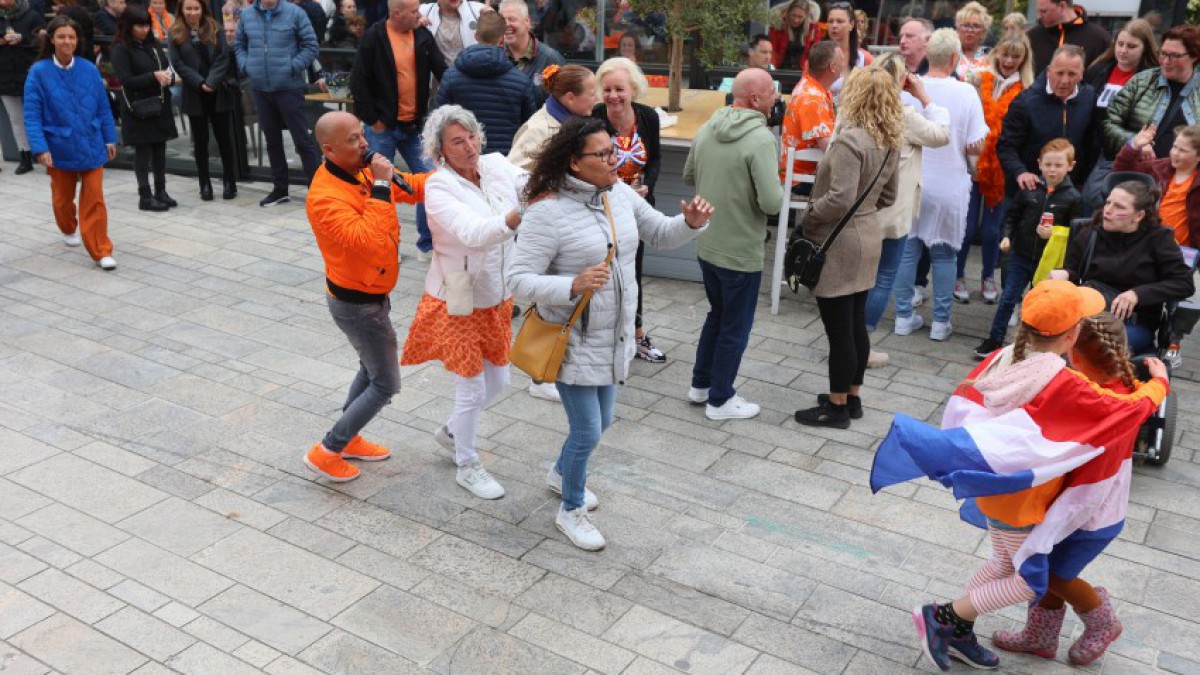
[1069,587,1123,666]
[992,603,1065,659]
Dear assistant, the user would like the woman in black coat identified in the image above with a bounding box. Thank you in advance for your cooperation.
[592,57,665,363]
[111,4,179,211]
[0,0,45,174]
[168,0,236,200]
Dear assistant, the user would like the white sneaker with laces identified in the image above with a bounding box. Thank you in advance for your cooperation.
[912,285,929,307]
[953,278,970,303]
[687,387,709,404]
[636,335,667,363]
[434,425,455,455]
[556,505,605,551]
[63,232,82,247]
[930,321,954,341]
[528,382,561,402]
[894,313,924,336]
[982,278,999,303]
[456,461,505,499]
[546,464,598,510]
[1009,303,1021,327]
[97,256,116,270]
[706,395,760,420]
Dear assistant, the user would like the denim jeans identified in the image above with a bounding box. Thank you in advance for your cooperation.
[322,297,401,452]
[894,237,957,324]
[1126,320,1155,355]
[691,258,761,407]
[554,382,616,511]
[957,184,1006,281]
[988,253,1037,343]
[365,124,433,252]
[866,235,908,331]
[251,88,321,192]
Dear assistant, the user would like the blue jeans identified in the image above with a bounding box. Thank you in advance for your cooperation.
[252,88,321,192]
[365,124,433,252]
[894,238,957,324]
[554,383,616,511]
[988,254,1037,343]
[866,235,908,331]
[1126,320,1155,355]
[957,184,1006,281]
[691,258,761,407]
[322,296,401,452]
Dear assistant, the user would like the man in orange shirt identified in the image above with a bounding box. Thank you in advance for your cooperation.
[780,40,841,196]
[302,111,429,482]
[350,0,446,260]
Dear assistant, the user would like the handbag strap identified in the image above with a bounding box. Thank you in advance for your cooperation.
[559,193,619,330]
[119,43,166,107]
[816,149,893,255]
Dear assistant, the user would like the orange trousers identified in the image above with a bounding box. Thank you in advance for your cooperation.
[49,166,113,260]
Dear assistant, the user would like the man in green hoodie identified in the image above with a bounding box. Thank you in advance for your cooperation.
[683,68,784,421]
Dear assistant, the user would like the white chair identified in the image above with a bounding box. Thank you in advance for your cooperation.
[770,145,825,315]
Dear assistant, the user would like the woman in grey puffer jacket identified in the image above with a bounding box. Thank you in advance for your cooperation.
[508,118,712,551]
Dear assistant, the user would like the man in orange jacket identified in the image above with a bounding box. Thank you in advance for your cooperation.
[303,110,429,482]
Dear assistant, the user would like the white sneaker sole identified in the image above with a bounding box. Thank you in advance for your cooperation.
[555,519,605,551]
[302,455,358,482]
[705,406,760,421]
[456,475,505,500]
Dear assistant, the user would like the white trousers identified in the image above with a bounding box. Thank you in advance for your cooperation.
[448,361,509,466]
[1,96,29,150]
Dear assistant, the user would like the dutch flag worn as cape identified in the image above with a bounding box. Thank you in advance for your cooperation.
[870,346,1167,599]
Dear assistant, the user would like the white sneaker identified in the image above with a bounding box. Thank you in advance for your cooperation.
[912,285,929,307]
[687,387,709,404]
[416,250,432,262]
[866,350,890,368]
[456,461,505,499]
[953,278,970,303]
[894,314,924,336]
[706,395,760,421]
[97,256,116,270]
[555,505,605,551]
[63,232,82,247]
[1009,303,1021,328]
[546,465,598,510]
[930,321,953,341]
[528,382,561,402]
[434,425,455,455]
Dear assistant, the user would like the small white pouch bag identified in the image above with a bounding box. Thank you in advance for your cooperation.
[443,257,474,316]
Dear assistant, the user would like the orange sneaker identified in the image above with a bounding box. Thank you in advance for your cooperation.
[342,435,392,461]
[303,444,360,482]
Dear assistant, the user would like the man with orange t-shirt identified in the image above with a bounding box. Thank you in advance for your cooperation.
[302,111,429,482]
[351,0,447,259]
[780,40,841,196]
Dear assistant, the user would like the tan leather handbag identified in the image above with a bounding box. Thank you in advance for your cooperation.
[511,194,618,384]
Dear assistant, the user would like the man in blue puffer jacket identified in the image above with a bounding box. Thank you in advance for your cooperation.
[433,10,536,155]
[235,0,322,207]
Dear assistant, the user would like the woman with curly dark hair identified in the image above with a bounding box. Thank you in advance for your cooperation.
[507,117,711,551]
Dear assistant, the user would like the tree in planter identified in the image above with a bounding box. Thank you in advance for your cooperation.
[628,0,766,111]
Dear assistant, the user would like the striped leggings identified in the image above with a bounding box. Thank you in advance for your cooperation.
[966,525,1036,614]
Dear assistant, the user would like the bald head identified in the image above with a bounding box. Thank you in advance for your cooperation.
[315,111,358,145]
[316,111,371,173]
[731,68,776,116]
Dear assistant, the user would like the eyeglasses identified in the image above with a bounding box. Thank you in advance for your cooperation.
[578,148,616,161]
[1161,51,1191,61]
[958,23,985,31]
[827,2,852,9]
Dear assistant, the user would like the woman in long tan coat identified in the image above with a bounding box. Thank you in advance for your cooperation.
[795,67,902,429]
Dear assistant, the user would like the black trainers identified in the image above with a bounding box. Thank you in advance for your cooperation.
[259,190,290,207]
[973,338,1003,361]
[794,401,851,429]
[817,394,863,419]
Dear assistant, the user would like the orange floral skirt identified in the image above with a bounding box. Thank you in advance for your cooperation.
[401,293,514,378]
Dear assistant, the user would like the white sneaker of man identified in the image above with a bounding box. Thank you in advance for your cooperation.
[556,505,606,551]
[546,464,598,510]
[894,313,924,336]
[456,461,505,499]
[528,382,561,402]
[96,256,116,271]
[912,285,929,307]
[930,321,954,341]
[706,395,760,421]
[62,232,82,247]
[687,387,709,404]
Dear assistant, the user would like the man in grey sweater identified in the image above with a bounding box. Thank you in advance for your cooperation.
[683,68,783,421]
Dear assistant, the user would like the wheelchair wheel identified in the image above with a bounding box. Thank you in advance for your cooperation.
[1147,392,1176,466]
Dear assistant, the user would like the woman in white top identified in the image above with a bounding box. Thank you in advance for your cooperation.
[890,29,988,342]
[401,105,525,501]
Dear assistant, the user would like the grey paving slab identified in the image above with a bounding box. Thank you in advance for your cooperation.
[16,568,124,624]
[9,455,168,524]
[93,606,197,661]
[601,606,759,675]
[0,584,55,640]
[116,496,243,557]
[95,539,234,607]
[9,613,149,675]
[199,585,332,655]
[330,585,476,665]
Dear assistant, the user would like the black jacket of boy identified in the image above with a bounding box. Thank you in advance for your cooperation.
[1000,177,1082,262]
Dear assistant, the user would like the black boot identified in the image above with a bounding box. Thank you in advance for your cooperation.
[199,177,214,201]
[138,186,169,212]
[154,182,178,208]
[15,151,34,175]
[222,178,237,200]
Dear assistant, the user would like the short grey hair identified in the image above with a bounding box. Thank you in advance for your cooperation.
[498,0,528,18]
[421,104,487,163]
[925,27,961,67]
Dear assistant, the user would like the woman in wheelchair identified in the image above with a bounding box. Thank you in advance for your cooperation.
[1051,181,1195,354]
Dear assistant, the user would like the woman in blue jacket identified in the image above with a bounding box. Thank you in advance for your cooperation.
[24,15,120,270]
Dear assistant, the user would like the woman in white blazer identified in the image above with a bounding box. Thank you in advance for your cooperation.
[401,105,524,501]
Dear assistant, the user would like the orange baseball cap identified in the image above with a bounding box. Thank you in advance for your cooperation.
[1021,279,1107,336]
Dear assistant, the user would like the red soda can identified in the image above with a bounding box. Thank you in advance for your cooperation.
[1040,212,1054,227]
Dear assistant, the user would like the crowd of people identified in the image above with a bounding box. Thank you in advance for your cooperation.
[6,0,1200,665]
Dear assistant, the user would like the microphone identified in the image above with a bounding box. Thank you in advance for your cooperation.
[362,150,414,194]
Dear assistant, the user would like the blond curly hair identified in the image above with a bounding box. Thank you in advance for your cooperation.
[837,67,904,150]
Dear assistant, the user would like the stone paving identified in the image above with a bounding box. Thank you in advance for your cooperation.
[2,167,1200,675]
